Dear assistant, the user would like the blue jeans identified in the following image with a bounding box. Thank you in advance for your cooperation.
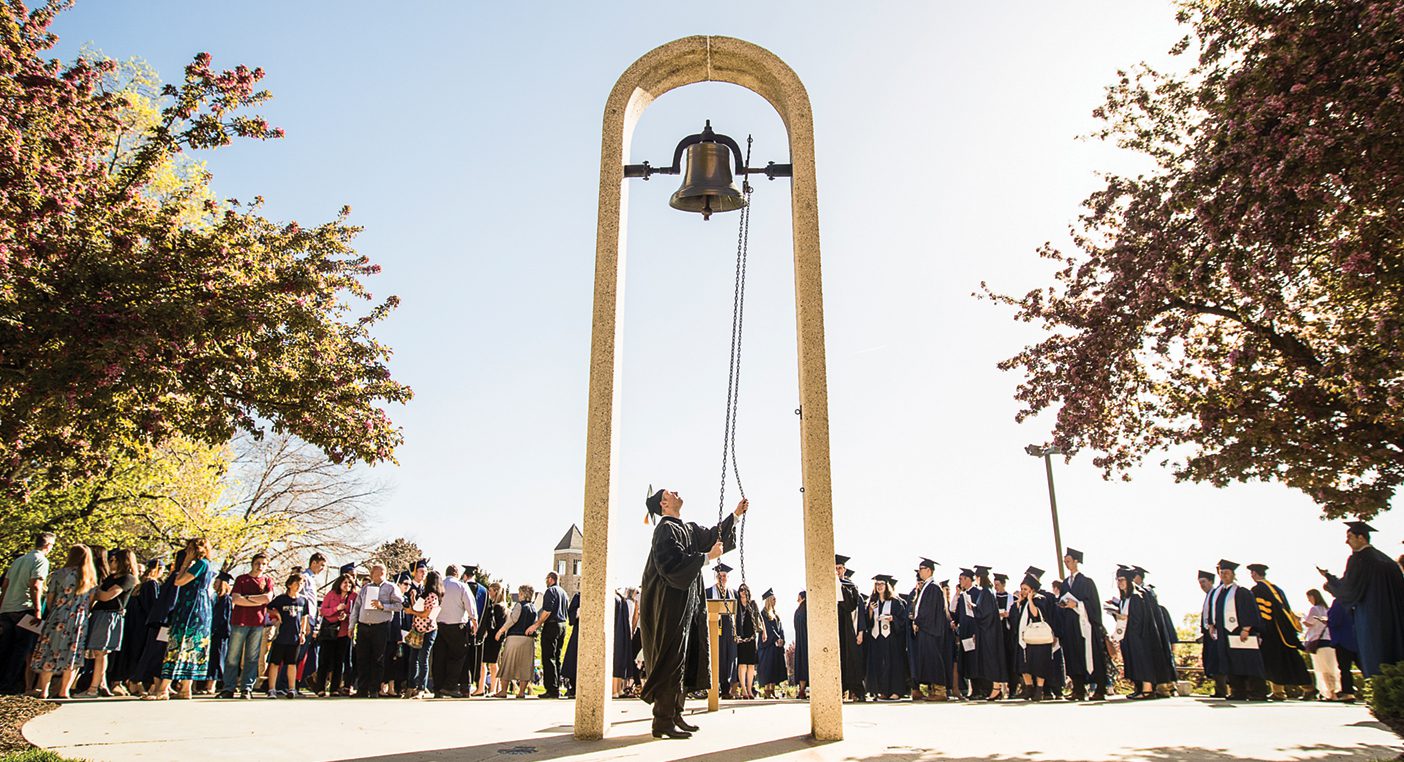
[408,629,437,691]
[223,625,264,692]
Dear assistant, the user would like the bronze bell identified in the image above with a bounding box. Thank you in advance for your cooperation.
[670,140,747,220]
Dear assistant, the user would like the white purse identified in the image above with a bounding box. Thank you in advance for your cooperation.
[1024,620,1055,645]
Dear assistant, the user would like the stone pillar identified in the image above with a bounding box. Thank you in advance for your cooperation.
[574,35,841,742]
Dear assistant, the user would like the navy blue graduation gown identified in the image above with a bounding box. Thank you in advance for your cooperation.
[1121,587,1177,685]
[793,601,809,683]
[706,584,738,691]
[908,580,950,686]
[1061,571,1107,681]
[956,585,1006,682]
[757,610,786,686]
[838,581,865,694]
[863,597,910,696]
[1325,544,1404,677]
[1200,587,1222,676]
[613,594,638,679]
[1253,580,1311,686]
[1210,584,1265,679]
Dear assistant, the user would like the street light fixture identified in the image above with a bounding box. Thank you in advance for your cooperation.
[1026,443,1074,577]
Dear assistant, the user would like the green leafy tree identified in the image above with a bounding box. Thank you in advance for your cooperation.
[983,0,1404,518]
[0,2,411,498]
[369,537,424,577]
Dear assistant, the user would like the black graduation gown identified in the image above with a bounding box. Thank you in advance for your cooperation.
[996,591,1019,681]
[1253,580,1311,686]
[681,518,735,693]
[792,601,809,683]
[908,580,950,687]
[1016,593,1060,681]
[863,597,910,697]
[1325,545,1404,677]
[837,580,865,695]
[207,592,232,684]
[1210,584,1265,678]
[115,578,158,683]
[1120,588,1177,685]
[853,592,869,687]
[641,514,736,707]
[1200,587,1222,676]
[1061,572,1107,682]
[757,610,786,686]
[956,585,1006,682]
[135,568,182,683]
[562,592,580,684]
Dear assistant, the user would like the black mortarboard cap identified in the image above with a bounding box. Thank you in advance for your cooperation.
[1246,563,1268,575]
[1345,521,1376,535]
[871,574,887,581]
[215,571,234,583]
[714,562,733,574]
[396,570,412,583]
[339,563,356,575]
[1065,548,1084,563]
[463,565,478,575]
[843,569,854,580]
[1217,559,1239,571]
[1022,574,1041,590]
[973,565,991,575]
[918,557,936,570]
[1116,567,1137,581]
[1025,565,1045,580]
[1198,570,1215,581]
[646,487,664,517]
[761,588,774,599]
[993,573,1009,583]
[414,558,428,570]
[958,568,975,579]
[798,590,806,599]
[835,554,850,565]
[1132,566,1148,576]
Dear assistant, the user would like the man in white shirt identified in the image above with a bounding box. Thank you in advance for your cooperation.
[350,563,403,697]
[431,564,478,698]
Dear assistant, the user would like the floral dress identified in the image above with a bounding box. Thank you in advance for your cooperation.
[160,558,215,680]
[30,567,90,672]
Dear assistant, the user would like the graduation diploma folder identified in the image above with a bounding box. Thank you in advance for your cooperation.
[1228,634,1260,649]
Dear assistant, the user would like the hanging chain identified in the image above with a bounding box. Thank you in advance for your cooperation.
[716,135,754,584]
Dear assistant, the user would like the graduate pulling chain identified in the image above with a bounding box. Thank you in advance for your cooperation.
[717,136,755,584]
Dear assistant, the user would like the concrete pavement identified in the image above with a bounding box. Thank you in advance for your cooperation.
[23,695,1402,761]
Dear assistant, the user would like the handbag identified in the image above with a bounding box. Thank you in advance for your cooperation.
[1024,620,1055,645]
[317,618,341,643]
[405,629,424,649]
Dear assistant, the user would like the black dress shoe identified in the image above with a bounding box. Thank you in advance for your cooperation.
[652,726,692,739]
[674,715,699,732]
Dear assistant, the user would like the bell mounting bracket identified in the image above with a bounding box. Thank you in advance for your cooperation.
[623,120,792,182]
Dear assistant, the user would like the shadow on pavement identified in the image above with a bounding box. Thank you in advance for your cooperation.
[340,731,655,762]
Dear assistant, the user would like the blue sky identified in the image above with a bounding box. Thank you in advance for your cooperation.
[48,2,1393,622]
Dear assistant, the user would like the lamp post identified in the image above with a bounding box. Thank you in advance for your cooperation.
[1025,444,1070,578]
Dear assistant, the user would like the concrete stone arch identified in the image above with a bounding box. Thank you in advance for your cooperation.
[574,35,842,741]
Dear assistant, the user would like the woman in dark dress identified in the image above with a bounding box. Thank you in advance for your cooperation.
[1016,575,1059,701]
[734,584,762,699]
[757,588,786,698]
[481,582,509,696]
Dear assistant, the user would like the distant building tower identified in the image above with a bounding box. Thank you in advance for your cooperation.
[553,524,584,598]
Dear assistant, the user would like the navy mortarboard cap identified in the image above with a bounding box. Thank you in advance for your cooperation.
[1246,563,1268,575]
[1065,548,1084,563]
[339,563,356,575]
[835,554,850,566]
[1025,565,1045,580]
[215,571,234,583]
[993,573,1009,583]
[1022,574,1041,590]
[396,571,412,583]
[1132,566,1148,576]
[918,557,936,570]
[761,588,774,599]
[843,569,854,580]
[973,564,991,574]
[1217,559,1239,571]
[714,562,734,574]
[1116,567,1137,581]
[1345,521,1376,535]
[871,574,887,581]
[463,565,478,575]
[1198,570,1215,581]
[958,568,975,579]
[414,559,428,570]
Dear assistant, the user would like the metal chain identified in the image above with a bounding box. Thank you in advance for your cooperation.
[716,136,754,584]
